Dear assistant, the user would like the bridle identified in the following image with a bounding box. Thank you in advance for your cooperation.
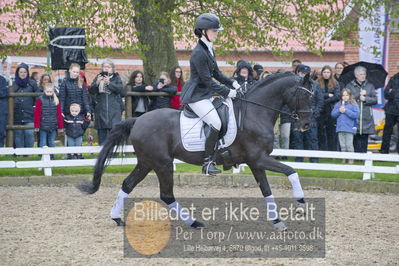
[236,81,313,120]
[291,85,313,119]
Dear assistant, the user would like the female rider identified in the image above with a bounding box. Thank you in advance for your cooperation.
[181,13,240,175]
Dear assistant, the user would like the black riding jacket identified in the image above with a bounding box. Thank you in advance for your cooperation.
[181,40,233,104]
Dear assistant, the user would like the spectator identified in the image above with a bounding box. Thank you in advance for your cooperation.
[380,69,399,153]
[233,60,255,90]
[260,70,271,79]
[334,62,345,88]
[274,104,293,160]
[64,103,90,159]
[39,73,52,91]
[291,64,324,162]
[31,71,40,86]
[59,63,91,119]
[0,74,8,147]
[346,66,377,153]
[13,63,41,148]
[170,66,185,110]
[126,70,153,117]
[253,64,264,81]
[331,88,359,163]
[150,71,177,110]
[317,65,340,151]
[291,58,302,72]
[34,83,63,158]
[232,60,245,77]
[89,59,125,145]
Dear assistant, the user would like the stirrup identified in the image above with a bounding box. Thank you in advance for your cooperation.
[202,161,221,176]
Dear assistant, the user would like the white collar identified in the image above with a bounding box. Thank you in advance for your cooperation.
[201,36,214,56]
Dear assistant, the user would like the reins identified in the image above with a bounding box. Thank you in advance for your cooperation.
[235,83,313,120]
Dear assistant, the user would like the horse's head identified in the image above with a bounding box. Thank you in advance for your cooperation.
[285,73,313,131]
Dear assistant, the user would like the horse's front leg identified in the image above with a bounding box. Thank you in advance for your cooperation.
[247,153,308,230]
[247,162,287,231]
[251,154,306,212]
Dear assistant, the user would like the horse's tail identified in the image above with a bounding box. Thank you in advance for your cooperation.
[77,117,137,194]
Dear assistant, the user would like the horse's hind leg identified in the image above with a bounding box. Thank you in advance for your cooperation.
[155,162,204,229]
[110,163,151,226]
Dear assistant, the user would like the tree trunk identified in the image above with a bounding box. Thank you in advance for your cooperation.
[132,0,178,84]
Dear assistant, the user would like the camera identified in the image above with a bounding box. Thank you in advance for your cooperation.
[158,78,165,84]
[100,71,109,77]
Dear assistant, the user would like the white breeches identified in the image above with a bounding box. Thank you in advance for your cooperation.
[188,99,221,130]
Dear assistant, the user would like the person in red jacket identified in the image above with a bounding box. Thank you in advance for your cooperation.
[34,83,63,158]
[169,66,185,110]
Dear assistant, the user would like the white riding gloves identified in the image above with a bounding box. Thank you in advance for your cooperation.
[232,80,241,89]
[228,89,237,98]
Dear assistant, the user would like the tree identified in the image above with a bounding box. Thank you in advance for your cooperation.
[0,0,397,82]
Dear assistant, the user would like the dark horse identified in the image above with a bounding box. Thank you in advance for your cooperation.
[78,72,313,231]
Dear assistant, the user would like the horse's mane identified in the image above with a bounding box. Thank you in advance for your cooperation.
[249,71,296,92]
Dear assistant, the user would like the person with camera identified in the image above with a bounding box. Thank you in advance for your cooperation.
[89,59,125,145]
[149,71,177,110]
[180,13,240,175]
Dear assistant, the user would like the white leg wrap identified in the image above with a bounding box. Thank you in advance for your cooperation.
[288,173,304,199]
[264,195,279,221]
[168,201,195,226]
[110,189,129,219]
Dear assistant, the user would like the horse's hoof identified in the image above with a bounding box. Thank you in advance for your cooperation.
[191,220,205,229]
[296,202,306,215]
[273,221,287,232]
[112,218,125,226]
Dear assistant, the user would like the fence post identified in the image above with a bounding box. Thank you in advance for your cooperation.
[362,151,374,180]
[41,146,52,176]
[125,85,132,118]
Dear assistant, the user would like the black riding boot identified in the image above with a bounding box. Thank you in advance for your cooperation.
[202,126,221,175]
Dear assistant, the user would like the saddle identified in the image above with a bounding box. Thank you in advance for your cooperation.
[183,97,229,139]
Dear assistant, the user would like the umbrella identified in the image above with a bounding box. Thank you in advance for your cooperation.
[339,61,388,88]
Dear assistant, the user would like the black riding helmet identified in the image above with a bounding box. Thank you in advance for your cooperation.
[194,13,223,39]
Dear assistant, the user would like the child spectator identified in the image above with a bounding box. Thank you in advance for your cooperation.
[34,83,64,158]
[64,103,89,159]
[331,88,359,164]
[150,71,177,110]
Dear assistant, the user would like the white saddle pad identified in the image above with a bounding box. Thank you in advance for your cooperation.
[180,98,237,152]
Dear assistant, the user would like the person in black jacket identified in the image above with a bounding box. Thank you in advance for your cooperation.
[64,103,90,159]
[89,59,125,145]
[59,63,91,119]
[233,60,255,91]
[380,71,399,153]
[126,70,154,117]
[150,72,177,110]
[291,64,324,162]
[316,65,340,151]
[13,63,41,148]
[0,74,8,147]
[180,13,240,175]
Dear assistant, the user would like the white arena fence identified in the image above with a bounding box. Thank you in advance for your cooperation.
[0,146,398,180]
